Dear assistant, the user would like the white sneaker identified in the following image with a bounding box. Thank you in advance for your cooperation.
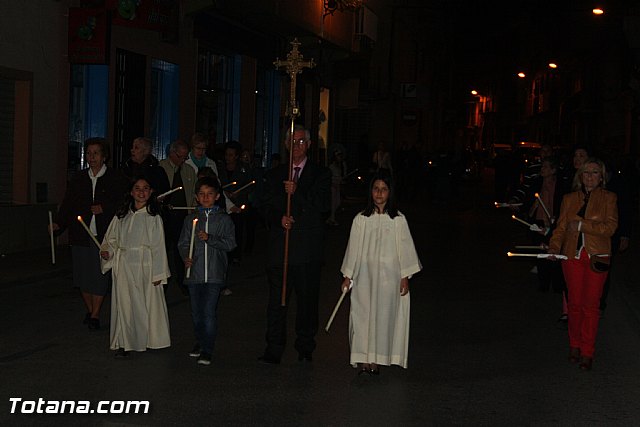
[197,353,211,365]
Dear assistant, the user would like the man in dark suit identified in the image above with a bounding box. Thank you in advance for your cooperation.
[259,125,331,364]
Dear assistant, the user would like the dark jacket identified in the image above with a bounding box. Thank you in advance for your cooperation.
[262,161,331,266]
[121,155,170,195]
[56,167,127,246]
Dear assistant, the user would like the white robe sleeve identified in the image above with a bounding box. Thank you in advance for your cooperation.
[395,214,422,279]
[149,215,171,284]
[100,216,120,274]
[340,214,365,280]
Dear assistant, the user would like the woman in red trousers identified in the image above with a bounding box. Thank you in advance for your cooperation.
[548,158,617,371]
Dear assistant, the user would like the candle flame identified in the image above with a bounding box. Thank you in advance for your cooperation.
[507,252,513,256]
[241,204,246,210]
[535,193,540,198]
[77,216,82,221]
[511,215,516,219]
[193,218,198,223]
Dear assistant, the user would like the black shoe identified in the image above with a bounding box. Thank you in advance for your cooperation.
[83,312,91,325]
[88,318,100,330]
[258,354,280,365]
[188,344,201,358]
[297,352,313,362]
[114,348,129,359]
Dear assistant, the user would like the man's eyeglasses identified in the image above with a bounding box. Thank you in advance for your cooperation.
[291,139,308,146]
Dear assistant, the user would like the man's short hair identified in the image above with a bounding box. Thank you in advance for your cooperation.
[169,139,189,153]
[284,125,311,143]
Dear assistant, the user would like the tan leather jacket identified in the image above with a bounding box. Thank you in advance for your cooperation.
[549,186,618,258]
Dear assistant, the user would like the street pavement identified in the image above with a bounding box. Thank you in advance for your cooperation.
[2,175,640,426]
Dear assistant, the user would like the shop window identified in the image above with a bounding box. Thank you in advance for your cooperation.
[254,67,280,167]
[196,50,234,154]
[68,64,108,176]
[150,59,180,159]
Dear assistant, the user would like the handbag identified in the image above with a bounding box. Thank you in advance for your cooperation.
[590,254,611,273]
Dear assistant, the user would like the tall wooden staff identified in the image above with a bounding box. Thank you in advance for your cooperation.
[274,38,315,306]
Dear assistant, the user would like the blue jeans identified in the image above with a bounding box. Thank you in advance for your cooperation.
[188,282,224,354]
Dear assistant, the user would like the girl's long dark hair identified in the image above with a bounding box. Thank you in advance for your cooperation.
[362,171,398,218]
[116,175,161,218]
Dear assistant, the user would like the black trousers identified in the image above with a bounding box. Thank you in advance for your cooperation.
[264,262,321,359]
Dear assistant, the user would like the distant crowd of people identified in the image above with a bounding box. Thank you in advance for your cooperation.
[505,143,637,371]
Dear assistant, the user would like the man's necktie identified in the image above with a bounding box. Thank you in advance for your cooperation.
[293,166,301,183]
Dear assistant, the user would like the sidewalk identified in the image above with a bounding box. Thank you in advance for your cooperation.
[0,246,72,287]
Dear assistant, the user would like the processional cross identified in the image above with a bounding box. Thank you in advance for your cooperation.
[273,38,316,306]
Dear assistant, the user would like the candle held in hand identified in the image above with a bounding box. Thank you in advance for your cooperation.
[77,216,101,249]
[186,218,198,279]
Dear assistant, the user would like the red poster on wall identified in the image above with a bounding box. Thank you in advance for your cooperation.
[68,8,109,64]
[108,0,174,32]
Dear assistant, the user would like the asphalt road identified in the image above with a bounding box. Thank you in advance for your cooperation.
[2,176,640,426]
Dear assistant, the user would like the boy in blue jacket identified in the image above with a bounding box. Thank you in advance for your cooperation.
[179,176,236,365]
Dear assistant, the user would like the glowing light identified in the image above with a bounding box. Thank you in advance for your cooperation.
[548,63,558,69]
[517,72,526,78]
[470,90,478,95]
[592,8,604,15]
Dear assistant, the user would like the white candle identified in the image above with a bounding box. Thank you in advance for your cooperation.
[222,181,237,189]
[507,252,537,257]
[170,206,195,210]
[514,245,546,250]
[77,216,101,249]
[507,252,567,260]
[511,215,533,228]
[186,218,198,279]
[534,192,552,220]
[157,186,183,200]
[231,180,256,195]
[48,211,56,264]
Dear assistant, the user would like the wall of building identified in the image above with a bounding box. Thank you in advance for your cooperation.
[1,1,71,206]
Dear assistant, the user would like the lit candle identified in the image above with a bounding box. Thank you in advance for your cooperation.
[48,211,56,265]
[534,193,552,221]
[222,181,237,189]
[507,252,536,257]
[157,186,183,201]
[511,215,533,228]
[231,180,256,196]
[186,218,198,279]
[77,216,101,249]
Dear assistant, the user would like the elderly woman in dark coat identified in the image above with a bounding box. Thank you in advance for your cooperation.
[50,138,126,330]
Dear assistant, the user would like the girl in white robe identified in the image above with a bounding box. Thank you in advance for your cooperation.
[340,172,422,374]
[101,177,171,358]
